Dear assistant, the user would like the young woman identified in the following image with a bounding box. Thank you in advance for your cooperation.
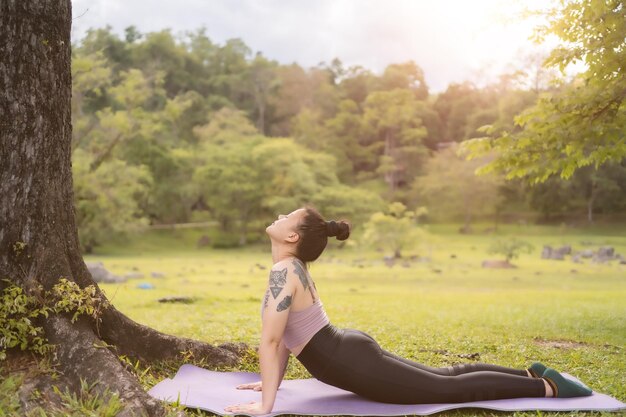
[224,207,593,415]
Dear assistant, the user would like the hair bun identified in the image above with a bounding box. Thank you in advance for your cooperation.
[326,220,350,241]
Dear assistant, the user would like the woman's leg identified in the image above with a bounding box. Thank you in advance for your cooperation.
[352,329,528,377]
[324,329,545,404]
[381,349,528,377]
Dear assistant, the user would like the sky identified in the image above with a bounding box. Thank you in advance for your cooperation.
[70,0,557,93]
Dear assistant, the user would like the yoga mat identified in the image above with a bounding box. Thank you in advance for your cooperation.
[148,364,626,416]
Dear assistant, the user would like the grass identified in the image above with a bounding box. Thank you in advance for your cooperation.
[2,222,625,416]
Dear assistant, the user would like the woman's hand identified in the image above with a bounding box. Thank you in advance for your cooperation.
[236,380,262,391]
[224,400,269,415]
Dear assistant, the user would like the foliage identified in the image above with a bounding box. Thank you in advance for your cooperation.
[66,21,626,254]
[362,89,429,192]
[487,238,535,262]
[459,0,626,183]
[0,278,110,361]
[411,144,504,228]
[51,378,124,417]
[361,202,428,258]
[72,148,152,253]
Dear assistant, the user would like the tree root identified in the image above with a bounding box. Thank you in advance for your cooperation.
[99,305,246,366]
[43,314,180,417]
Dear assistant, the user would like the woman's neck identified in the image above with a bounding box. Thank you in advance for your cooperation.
[271,244,296,265]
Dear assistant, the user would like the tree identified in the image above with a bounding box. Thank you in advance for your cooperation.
[362,202,428,259]
[487,238,535,263]
[363,89,429,193]
[460,0,626,184]
[72,149,153,253]
[411,144,505,231]
[0,3,243,415]
[192,110,266,244]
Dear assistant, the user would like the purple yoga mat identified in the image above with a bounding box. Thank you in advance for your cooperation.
[148,364,626,416]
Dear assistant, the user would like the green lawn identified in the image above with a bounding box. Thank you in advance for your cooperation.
[87,223,626,416]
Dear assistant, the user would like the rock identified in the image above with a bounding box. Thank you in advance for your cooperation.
[579,249,594,258]
[151,271,166,278]
[541,245,564,260]
[197,235,211,247]
[124,272,144,279]
[571,254,583,263]
[593,246,616,263]
[401,262,411,268]
[157,296,194,304]
[551,251,565,260]
[481,260,516,269]
[555,245,571,255]
[85,261,126,283]
[137,282,155,289]
[450,254,457,259]
[431,268,442,273]
[383,255,395,267]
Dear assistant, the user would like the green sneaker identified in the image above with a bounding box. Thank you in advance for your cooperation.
[527,362,547,378]
[542,368,593,398]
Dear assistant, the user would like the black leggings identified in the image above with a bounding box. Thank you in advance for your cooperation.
[296,323,545,404]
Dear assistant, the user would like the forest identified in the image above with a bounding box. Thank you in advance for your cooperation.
[71,24,626,252]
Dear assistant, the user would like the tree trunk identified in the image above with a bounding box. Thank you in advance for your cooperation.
[587,178,596,224]
[0,2,244,415]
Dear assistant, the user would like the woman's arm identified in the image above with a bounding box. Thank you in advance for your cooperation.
[225,264,296,415]
[278,339,291,386]
[259,266,297,412]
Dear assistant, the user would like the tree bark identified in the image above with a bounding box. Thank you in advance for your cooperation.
[0,2,244,415]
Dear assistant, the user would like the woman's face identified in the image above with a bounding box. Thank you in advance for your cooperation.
[265,208,307,242]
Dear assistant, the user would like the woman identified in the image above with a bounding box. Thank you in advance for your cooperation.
[224,207,592,415]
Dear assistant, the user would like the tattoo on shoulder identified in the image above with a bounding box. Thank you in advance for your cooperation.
[276,295,292,312]
[292,259,309,292]
[269,268,287,299]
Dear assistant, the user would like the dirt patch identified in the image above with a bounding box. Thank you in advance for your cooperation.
[533,337,589,349]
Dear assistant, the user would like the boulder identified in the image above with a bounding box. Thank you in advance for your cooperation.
[124,272,144,279]
[571,254,583,263]
[593,246,616,263]
[151,271,166,278]
[85,261,126,283]
[555,245,571,255]
[541,245,564,260]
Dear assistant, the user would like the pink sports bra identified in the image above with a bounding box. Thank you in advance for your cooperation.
[261,298,330,350]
